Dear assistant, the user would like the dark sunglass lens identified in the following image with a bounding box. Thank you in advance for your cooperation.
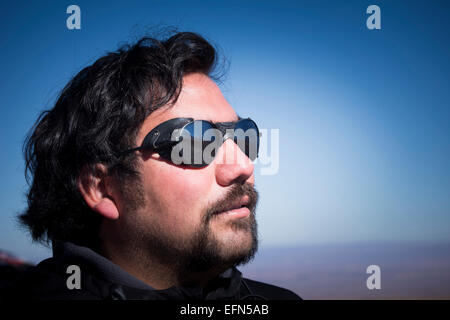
[234,119,259,160]
[183,120,213,140]
[180,120,217,166]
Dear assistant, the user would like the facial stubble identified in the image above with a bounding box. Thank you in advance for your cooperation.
[121,177,259,277]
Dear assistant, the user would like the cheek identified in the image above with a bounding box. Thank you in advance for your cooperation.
[142,161,214,234]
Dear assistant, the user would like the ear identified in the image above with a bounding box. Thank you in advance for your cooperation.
[78,164,119,220]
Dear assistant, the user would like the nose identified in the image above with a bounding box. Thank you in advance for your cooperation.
[215,139,255,186]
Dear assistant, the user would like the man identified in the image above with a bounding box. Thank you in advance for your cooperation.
[2,32,301,300]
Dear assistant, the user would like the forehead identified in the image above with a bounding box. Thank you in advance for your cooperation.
[137,73,239,141]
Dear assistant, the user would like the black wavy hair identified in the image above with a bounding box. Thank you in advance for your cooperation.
[19,31,219,248]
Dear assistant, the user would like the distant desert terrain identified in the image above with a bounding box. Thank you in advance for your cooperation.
[239,243,450,299]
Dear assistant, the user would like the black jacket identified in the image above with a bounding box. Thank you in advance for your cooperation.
[1,241,301,300]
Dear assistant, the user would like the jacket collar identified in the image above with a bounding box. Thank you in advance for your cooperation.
[52,240,153,290]
[52,241,243,300]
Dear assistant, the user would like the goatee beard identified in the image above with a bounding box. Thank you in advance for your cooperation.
[177,182,259,274]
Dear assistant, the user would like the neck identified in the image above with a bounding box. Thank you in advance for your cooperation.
[99,240,228,290]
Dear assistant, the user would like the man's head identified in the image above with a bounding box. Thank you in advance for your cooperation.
[20,32,259,277]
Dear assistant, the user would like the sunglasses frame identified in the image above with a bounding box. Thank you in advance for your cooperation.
[120,117,260,167]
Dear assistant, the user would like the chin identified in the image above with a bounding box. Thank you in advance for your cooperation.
[183,215,258,272]
[216,230,257,267]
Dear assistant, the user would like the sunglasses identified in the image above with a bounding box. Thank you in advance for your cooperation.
[120,117,260,167]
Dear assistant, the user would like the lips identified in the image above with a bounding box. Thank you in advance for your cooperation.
[213,196,251,215]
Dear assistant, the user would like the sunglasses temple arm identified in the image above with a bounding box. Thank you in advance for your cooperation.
[118,146,147,157]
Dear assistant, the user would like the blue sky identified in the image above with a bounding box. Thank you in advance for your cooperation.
[0,0,449,262]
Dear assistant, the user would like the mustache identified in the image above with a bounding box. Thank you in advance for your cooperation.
[204,183,259,222]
